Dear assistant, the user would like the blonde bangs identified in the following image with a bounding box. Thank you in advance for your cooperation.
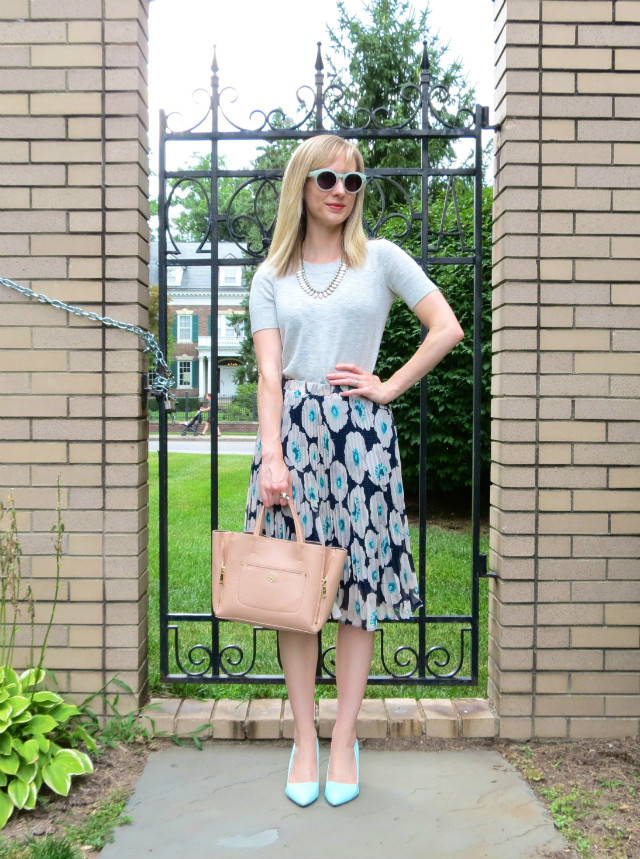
[265,135,368,278]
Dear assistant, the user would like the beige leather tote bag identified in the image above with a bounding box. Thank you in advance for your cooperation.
[212,500,346,634]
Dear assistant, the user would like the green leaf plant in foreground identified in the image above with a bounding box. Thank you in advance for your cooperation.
[0,493,95,830]
[0,667,94,828]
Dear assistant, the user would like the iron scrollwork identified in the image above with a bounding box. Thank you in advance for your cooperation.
[427,84,476,131]
[323,82,422,132]
[218,85,317,134]
[363,176,419,244]
[428,174,473,255]
[225,177,280,258]
[378,627,420,678]
[425,628,471,679]
[219,627,262,677]
[164,177,212,254]
[165,88,213,135]
[169,625,214,678]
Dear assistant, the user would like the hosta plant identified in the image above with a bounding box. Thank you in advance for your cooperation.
[0,666,95,828]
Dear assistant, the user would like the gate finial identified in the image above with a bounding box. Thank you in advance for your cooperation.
[421,40,430,72]
[211,44,219,75]
[315,41,324,130]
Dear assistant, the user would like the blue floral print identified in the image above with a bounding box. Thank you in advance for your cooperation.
[244,380,422,632]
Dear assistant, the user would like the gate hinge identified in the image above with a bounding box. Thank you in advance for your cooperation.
[477,554,498,579]
[480,106,501,131]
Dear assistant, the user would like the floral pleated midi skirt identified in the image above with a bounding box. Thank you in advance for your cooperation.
[244,379,422,632]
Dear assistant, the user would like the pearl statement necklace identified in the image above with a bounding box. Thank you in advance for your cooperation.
[296,258,348,300]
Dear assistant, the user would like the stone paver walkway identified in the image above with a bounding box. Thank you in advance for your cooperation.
[100,742,576,859]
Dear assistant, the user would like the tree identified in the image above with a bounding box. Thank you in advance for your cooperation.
[326,0,475,172]
[228,272,258,385]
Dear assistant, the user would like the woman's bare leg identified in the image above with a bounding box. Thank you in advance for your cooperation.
[329,623,375,783]
[279,630,319,782]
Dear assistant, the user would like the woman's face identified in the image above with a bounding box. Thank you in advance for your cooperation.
[302,151,358,233]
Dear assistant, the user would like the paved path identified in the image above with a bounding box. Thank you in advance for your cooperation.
[148,434,256,456]
[100,742,575,859]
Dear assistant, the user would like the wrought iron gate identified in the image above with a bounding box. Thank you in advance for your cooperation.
[157,42,492,687]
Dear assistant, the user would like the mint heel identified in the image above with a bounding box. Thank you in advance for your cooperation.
[324,740,359,806]
[285,739,320,807]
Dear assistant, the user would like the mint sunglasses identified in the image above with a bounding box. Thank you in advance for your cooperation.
[307,169,367,194]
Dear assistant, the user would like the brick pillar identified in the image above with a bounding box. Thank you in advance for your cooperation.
[0,0,150,710]
[491,0,640,740]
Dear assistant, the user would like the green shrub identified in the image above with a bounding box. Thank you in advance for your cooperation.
[218,383,257,421]
[375,184,493,500]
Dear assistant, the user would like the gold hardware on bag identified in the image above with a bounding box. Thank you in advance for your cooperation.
[268,575,276,583]
[220,565,225,584]
[322,577,327,597]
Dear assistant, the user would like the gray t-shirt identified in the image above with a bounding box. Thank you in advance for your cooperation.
[249,238,439,384]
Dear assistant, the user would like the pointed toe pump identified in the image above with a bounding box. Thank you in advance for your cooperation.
[325,740,360,807]
[285,739,320,807]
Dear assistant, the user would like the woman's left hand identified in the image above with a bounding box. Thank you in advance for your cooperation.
[326,363,394,405]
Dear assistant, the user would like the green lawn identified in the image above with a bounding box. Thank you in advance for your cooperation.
[148,454,489,700]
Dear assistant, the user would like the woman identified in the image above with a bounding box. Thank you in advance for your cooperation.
[244,134,463,807]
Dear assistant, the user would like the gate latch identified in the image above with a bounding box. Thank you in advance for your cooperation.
[477,554,498,579]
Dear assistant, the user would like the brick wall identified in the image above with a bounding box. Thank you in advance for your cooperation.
[491,0,640,739]
[0,0,150,710]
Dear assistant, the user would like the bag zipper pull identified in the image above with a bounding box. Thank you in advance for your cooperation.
[314,576,329,625]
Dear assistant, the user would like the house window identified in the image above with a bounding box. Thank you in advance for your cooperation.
[177,361,192,388]
[167,266,184,287]
[177,314,192,342]
[217,315,233,338]
[223,267,240,286]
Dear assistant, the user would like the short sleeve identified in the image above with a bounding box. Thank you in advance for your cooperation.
[378,239,439,309]
[249,265,279,334]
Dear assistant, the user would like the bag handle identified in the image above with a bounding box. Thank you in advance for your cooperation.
[253,494,305,544]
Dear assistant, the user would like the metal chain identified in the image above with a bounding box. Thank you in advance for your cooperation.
[0,276,175,401]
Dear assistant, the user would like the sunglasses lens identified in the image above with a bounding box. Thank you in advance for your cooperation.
[316,170,337,191]
[344,173,363,193]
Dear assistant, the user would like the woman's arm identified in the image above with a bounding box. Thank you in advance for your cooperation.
[253,328,293,507]
[326,290,464,404]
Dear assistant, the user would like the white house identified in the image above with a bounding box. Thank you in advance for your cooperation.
[149,241,248,399]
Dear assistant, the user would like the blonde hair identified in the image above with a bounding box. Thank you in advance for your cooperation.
[264,135,368,277]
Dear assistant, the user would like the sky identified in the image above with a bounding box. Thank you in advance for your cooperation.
[147,0,496,170]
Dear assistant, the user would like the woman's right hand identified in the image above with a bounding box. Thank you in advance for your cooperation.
[259,455,293,508]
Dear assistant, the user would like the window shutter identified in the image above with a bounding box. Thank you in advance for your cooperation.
[171,318,177,339]
[170,361,178,387]
[208,314,211,336]
[192,314,199,341]
[192,360,199,388]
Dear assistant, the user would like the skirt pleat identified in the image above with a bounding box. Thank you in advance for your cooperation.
[244,380,422,631]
